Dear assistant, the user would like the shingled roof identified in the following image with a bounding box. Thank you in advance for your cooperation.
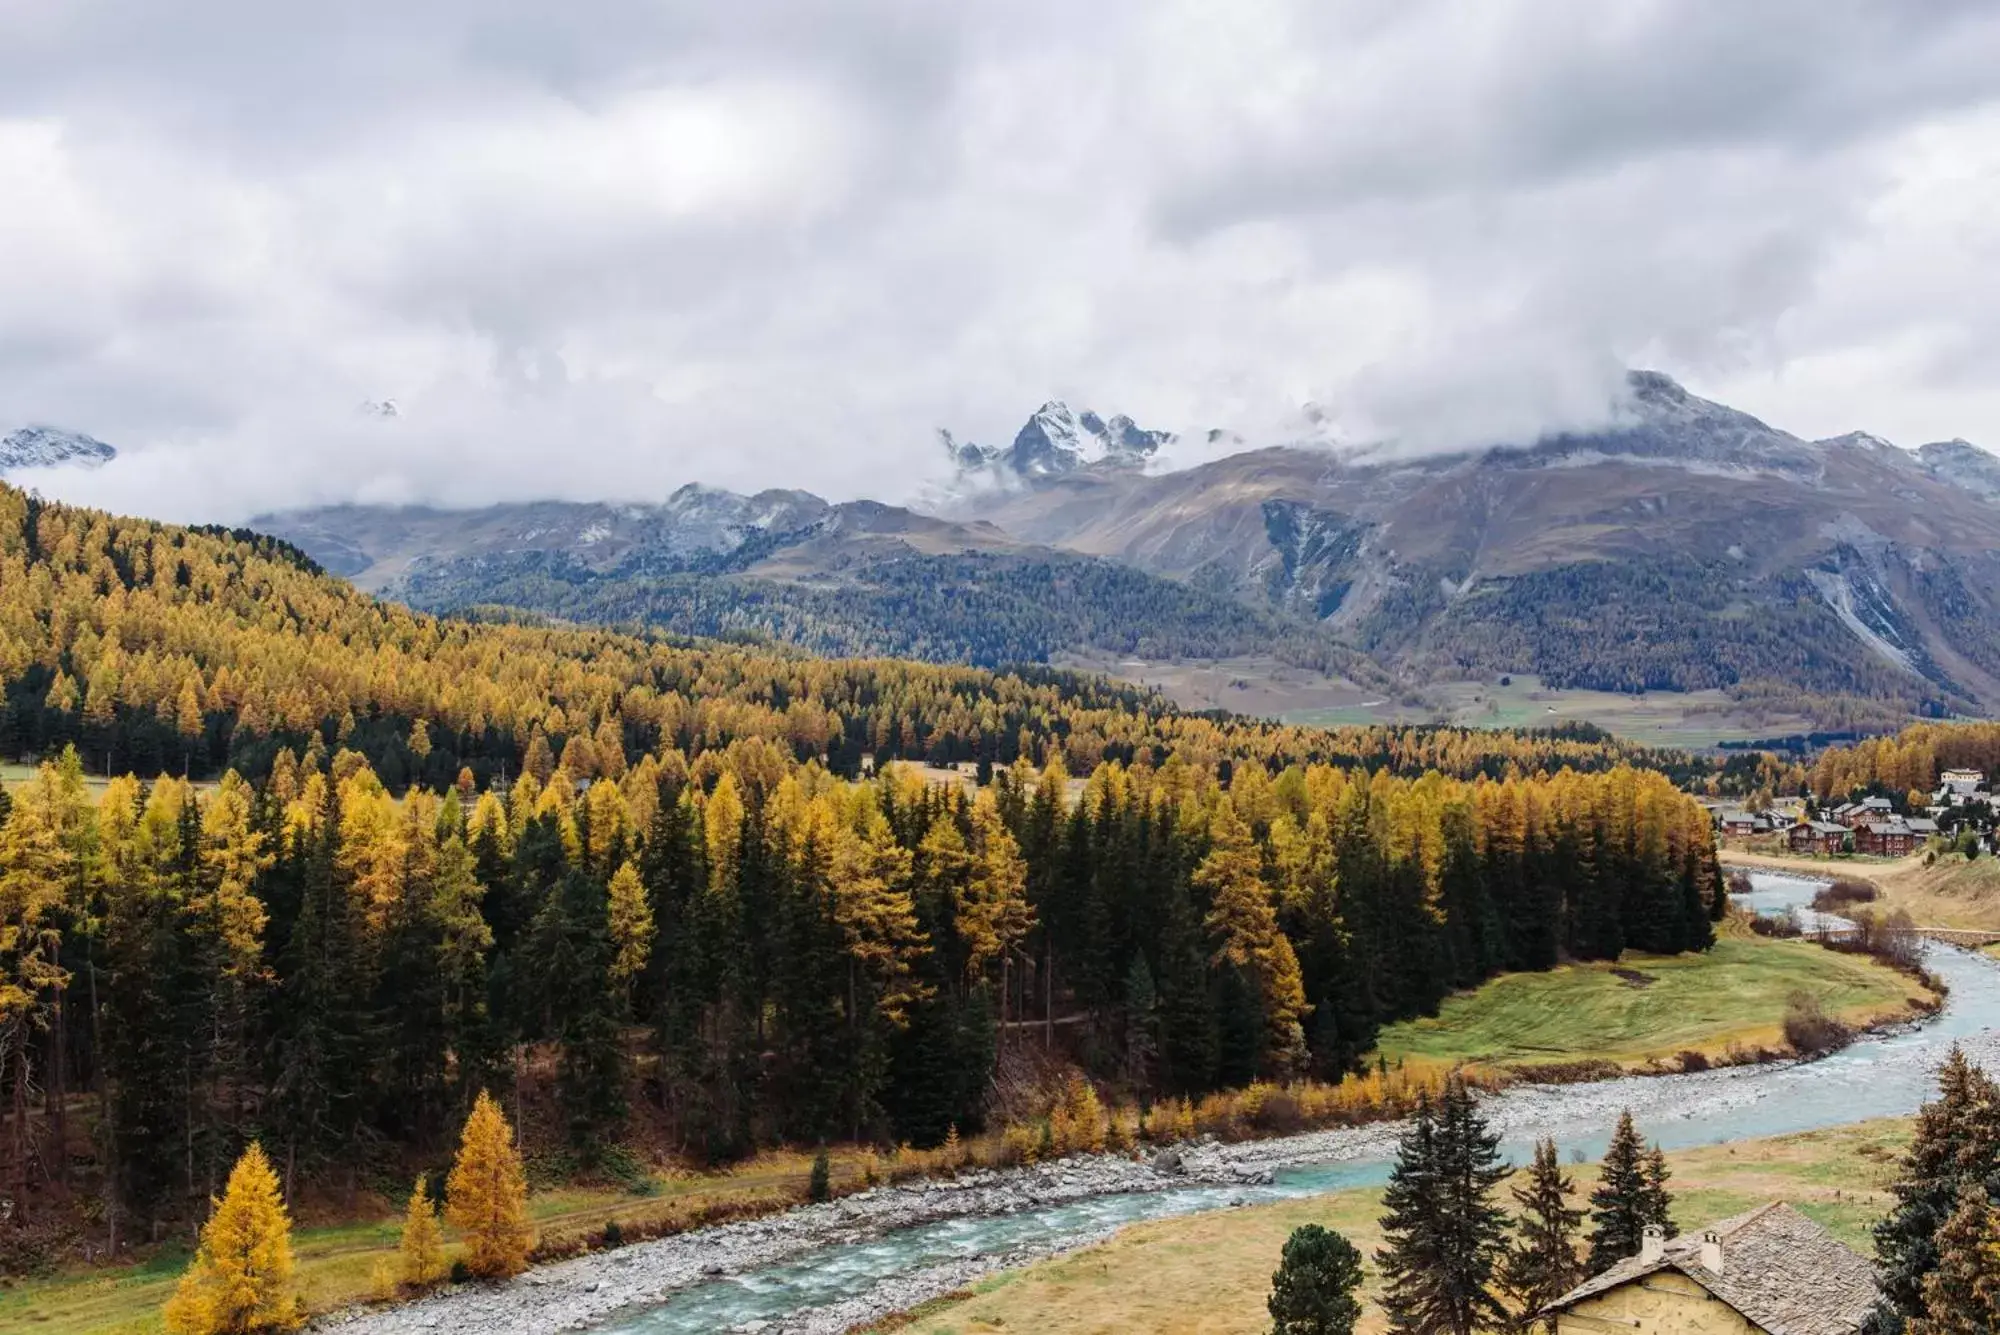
[1544,1202,1878,1335]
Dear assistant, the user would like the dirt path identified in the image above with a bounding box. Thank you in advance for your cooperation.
[1717,849,1924,885]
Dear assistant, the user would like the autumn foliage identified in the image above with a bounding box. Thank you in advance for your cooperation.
[446,1091,533,1279]
[163,1142,303,1335]
[397,1174,448,1291]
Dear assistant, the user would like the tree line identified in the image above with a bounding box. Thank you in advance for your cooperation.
[0,735,1720,1238]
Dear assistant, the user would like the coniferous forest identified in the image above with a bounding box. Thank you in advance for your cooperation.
[0,484,1722,1240]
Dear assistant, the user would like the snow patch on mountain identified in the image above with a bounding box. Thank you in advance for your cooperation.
[0,426,118,473]
[1917,438,2000,502]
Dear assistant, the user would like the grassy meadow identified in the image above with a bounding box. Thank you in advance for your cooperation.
[1376,935,1935,1074]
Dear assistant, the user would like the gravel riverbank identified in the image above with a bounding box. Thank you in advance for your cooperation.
[315,1138,1308,1335]
[320,916,2000,1335]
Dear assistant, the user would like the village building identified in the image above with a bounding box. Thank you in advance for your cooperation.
[1544,1202,1879,1335]
[1717,810,1773,839]
[1936,768,1986,802]
[1856,821,1918,857]
[1831,797,1894,828]
[1786,820,1847,856]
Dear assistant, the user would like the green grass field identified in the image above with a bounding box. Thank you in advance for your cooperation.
[0,762,218,797]
[1374,936,1931,1072]
[1279,674,1815,749]
[885,1119,1912,1335]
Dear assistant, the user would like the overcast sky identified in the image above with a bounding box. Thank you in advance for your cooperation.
[3,0,1999,520]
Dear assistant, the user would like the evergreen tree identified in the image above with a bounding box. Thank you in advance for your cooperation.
[267,781,371,1188]
[808,1147,832,1204]
[101,781,203,1216]
[1640,1146,1676,1240]
[1155,870,1218,1095]
[1911,1186,2000,1335]
[162,1143,303,1335]
[1877,1047,2000,1319]
[1121,953,1160,1089]
[374,820,450,1146]
[1587,1111,1652,1271]
[1377,1077,1510,1335]
[1499,1138,1585,1331]
[446,1091,533,1279]
[1268,1223,1364,1335]
[526,868,627,1148]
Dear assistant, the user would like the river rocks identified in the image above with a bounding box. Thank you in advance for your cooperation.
[316,1143,1253,1335]
[1150,1147,1184,1175]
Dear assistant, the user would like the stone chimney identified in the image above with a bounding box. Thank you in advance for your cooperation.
[1700,1230,1724,1274]
[1640,1225,1666,1264]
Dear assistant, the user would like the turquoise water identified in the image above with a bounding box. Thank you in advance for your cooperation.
[599,874,1996,1332]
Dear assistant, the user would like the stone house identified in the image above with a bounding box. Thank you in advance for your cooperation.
[1544,1202,1878,1334]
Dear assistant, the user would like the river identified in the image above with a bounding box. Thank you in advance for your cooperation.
[355,873,2000,1335]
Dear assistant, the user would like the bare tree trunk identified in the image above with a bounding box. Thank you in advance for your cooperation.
[51,988,68,1186]
[1044,943,1054,1051]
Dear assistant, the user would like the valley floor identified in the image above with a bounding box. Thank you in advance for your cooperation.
[874,1119,1910,1335]
[0,932,1923,1335]
[1721,848,2000,932]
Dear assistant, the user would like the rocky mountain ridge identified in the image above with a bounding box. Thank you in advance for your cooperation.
[255,375,2000,723]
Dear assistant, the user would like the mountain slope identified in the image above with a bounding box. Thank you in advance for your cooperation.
[258,484,1387,685]
[257,377,2000,725]
[958,374,2000,718]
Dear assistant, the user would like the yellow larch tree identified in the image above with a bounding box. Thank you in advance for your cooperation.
[957,791,1034,983]
[1197,801,1309,1077]
[446,1090,533,1279]
[163,1142,304,1335]
[397,1174,448,1291]
[606,859,653,992]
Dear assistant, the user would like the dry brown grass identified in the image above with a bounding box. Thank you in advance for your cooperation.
[875,1120,1912,1335]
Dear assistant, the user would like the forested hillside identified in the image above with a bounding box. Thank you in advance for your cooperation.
[1808,718,2000,800]
[0,484,1724,1237]
[396,548,1382,684]
[0,484,1685,787]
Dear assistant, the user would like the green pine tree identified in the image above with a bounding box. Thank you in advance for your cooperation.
[1587,1111,1652,1271]
[1499,1138,1585,1331]
[1378,1076,1510,1335]
[807,1147,832,1204]
[526,866,627,1149]
[1640,1145,1676,1239]
[1268,1224,1364,1335]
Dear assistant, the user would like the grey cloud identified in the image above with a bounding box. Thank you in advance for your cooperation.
[1,0,1997,523]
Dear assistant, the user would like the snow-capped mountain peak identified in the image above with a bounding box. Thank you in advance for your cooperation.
[943,401,1174,482]
[0,426,118,473]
